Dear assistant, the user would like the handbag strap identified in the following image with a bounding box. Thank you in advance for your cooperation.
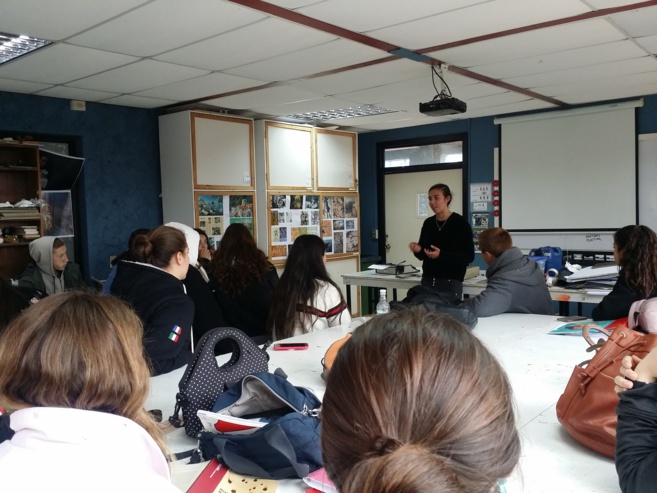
[581,323,613,347]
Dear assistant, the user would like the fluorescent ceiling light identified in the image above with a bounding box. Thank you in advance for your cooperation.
[0,33,52,65]
[284,104,397,122]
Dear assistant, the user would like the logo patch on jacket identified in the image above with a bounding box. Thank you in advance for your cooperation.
[168,325,182,342]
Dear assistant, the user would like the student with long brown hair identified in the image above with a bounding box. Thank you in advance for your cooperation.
[0,291,180,492]
[111,225,193,375]
[322,306,520,493]
[269,234,350,340]
[592,225,657,320]
[209,223,278,341]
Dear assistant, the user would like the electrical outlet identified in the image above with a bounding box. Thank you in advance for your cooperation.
[70,100,86,111]
[371,229,378,240]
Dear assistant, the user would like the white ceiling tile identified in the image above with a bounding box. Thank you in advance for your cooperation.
[36,86,120,102]
[353,117,445,132]
[636,34,657,52]
[203,85,321,109]
[0,0,151,40]
[0,78,52,93]
[431,19,627,67]
[368,0,590,50]
[470,40,648,79]
[155,18,336,71]
[0,44,138,84]
[585,0,649,8]
[609,6,657,37]
[290,59,427,95]
[322,111,411,126]
[560,83,657,104]
[506,56,657,88]
[68,0,266,57]
[266,0,327,8]
[133,73,267,101]
[66,60,209,93]
[99,94,177,108]
[462,99,554,119]
[534,70,657,98]
[297,0,487,33]
[223,39,384,81]
[249,96,368,116]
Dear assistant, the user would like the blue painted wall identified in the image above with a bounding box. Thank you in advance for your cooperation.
[358,94,657,261]
[0,91,162,281]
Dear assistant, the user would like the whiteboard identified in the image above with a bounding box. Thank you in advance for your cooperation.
[316,130,357,190]
[498,102,638,231]
[266,123,313,189]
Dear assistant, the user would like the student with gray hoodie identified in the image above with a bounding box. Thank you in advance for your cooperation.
[17,236,85,296]
[463,228,552,317]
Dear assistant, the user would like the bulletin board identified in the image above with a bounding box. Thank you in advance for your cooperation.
[195,191,256,250]
[268,192,359,264]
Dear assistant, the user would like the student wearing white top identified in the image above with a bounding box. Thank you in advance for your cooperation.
[269,234,351,340]
[0,291,181,493]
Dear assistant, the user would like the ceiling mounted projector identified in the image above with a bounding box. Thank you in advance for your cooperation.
[419,97,467,116]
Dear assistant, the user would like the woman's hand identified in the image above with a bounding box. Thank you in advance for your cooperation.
[614,348,657,393]
[614,355,641,393]
[423,245,441,259]
[409,242,422,253]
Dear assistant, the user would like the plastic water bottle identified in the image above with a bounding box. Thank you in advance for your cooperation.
[376,289,390,314]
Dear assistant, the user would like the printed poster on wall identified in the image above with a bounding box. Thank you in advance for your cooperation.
[269,192,358,262]
[196,192,255,249]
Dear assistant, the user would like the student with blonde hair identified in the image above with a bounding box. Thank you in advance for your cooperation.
[322,306,520,493]
[0,291,181,492]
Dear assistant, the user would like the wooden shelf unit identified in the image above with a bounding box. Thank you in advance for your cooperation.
[0,143,42,279]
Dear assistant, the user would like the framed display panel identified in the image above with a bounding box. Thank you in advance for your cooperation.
[195,191,256,250]
[316,129,357,190]
[191,113,254,190]
[268,191,359,265]
[265,122,314,190]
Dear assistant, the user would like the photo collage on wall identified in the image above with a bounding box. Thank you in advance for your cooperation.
[268,192,359,262]
[196,193,254,249]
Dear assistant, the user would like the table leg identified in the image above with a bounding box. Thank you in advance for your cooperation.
[346,284,352,311]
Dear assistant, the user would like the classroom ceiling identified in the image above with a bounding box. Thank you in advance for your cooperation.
[0,0,656,132]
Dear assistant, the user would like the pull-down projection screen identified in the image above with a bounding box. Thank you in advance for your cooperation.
[496,101,639,231]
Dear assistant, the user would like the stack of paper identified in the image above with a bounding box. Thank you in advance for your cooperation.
[564,265,619,284]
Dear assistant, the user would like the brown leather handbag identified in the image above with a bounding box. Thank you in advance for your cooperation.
[556,318,657,457]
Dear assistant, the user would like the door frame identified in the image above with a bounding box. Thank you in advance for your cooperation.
[376,133,469,262]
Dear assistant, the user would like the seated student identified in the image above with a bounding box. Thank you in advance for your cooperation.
[208,223,278,342]
[0,291,180,492]
[269,234,350,340]
[614,347,657,492]
[110,225,194,375]
[102,227,150,295]
[17,236,85,296]
[462,227,552,317]
[166,222,226,346]
[194,228,213,271]
[322,306,520,493]
[592,225,657,321]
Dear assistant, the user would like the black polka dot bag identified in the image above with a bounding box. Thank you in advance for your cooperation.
[168,327,269,437]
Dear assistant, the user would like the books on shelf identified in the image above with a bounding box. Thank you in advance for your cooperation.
[0,207,41,220]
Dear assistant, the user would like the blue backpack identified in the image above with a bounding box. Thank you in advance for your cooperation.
[197,370,322,480]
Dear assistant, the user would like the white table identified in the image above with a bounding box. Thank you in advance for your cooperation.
[147,315,619,493]
[342,270,609,316]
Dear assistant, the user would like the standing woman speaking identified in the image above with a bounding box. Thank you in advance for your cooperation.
[409,183,475,299]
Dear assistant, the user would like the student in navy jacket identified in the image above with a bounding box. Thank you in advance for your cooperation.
[111,225,194,376]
